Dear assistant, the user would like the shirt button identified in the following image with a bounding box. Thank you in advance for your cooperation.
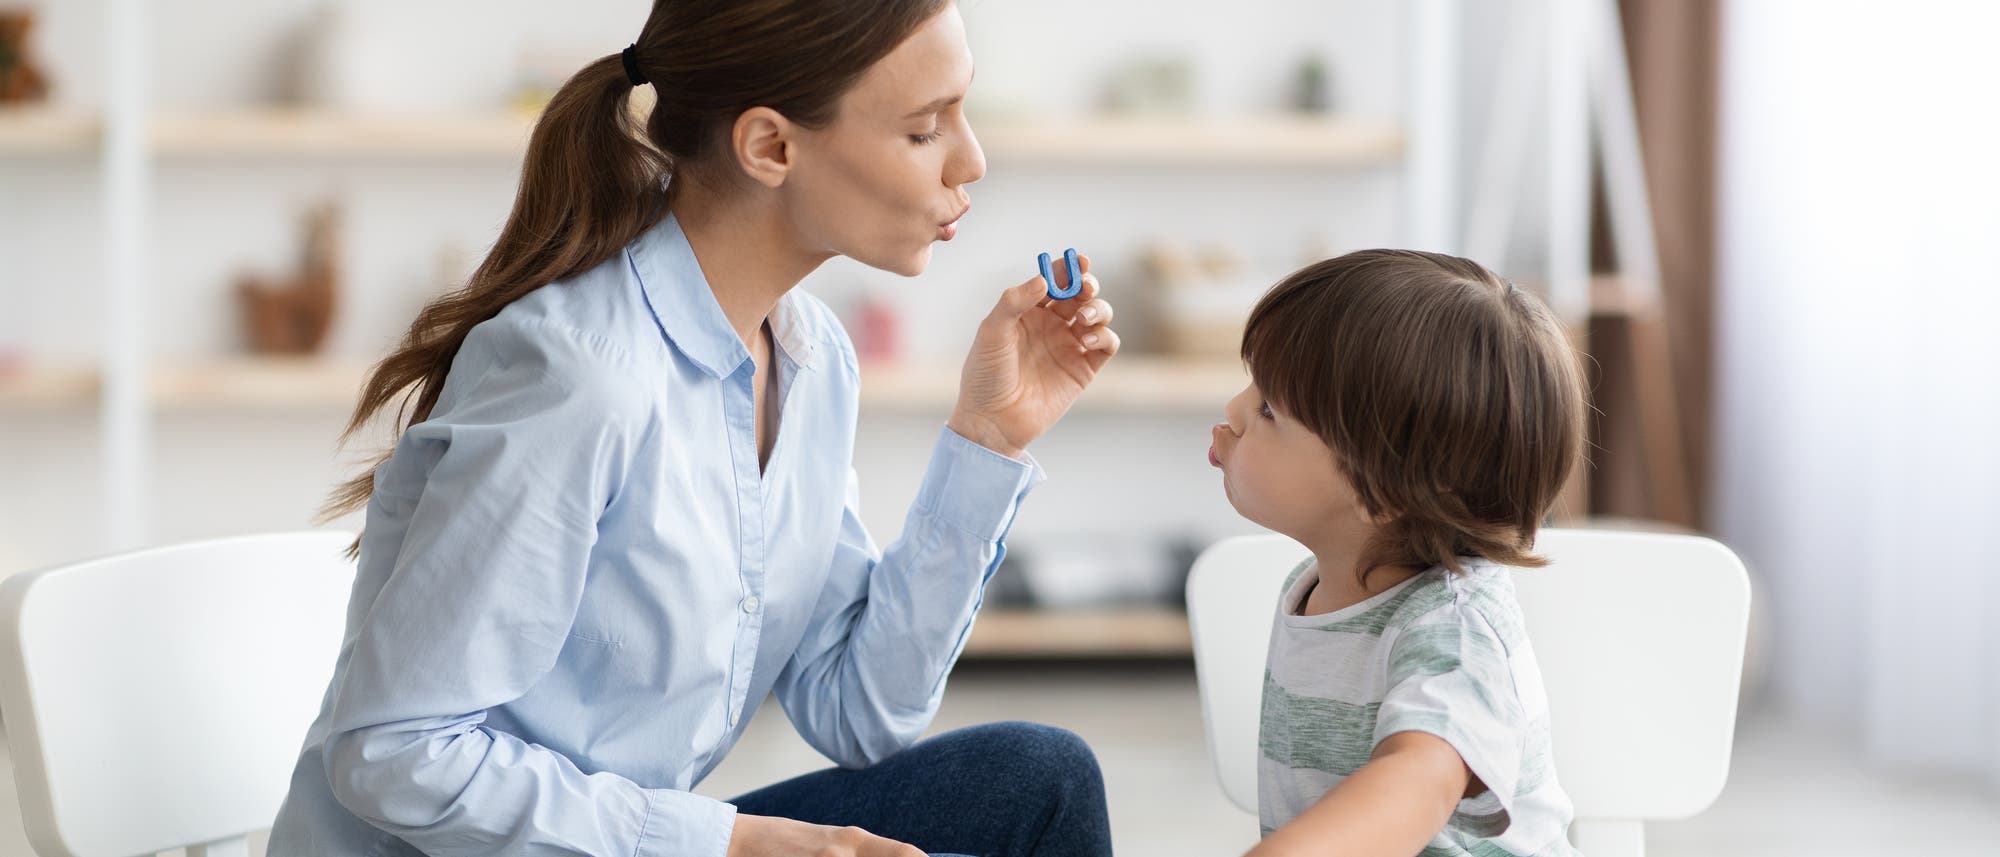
[741,596,761,613]
[728,710,740,727]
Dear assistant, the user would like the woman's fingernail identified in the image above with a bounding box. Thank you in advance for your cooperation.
[1081,308,1098,323]
[1083,333,1100,347]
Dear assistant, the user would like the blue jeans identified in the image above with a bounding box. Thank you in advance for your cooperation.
[728,721,1114,857]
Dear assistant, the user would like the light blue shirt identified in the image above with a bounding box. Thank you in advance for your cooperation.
[269,214,1044,856]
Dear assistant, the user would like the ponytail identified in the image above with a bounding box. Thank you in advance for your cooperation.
[320,54,669,553]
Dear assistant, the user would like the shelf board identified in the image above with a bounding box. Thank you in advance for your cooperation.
[962,607,1191,658]
[150,110,537,158]
[0,355,1247,412]
[0,108,99,155]
[149,357,372,410]
[0,364,99,409]
[2,107,1401,166]
[859,356,1246,411]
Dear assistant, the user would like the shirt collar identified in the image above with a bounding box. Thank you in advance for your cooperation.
[629,213,818,378]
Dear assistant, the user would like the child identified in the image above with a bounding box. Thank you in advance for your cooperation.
[1208,249,1587,856]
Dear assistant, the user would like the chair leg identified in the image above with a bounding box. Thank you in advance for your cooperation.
[1571,819,1645,857]
[186,835,250,857]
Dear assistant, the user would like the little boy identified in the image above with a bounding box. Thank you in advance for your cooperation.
[1208,250,1586,856]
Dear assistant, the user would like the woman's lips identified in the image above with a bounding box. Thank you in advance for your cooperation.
[939,205,970,241]
[1209,445,1221,468]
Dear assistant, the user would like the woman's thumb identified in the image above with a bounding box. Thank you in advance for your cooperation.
[989,275,1049,321]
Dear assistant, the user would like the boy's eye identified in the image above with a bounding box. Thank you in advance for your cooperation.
[1258,401,1275,420]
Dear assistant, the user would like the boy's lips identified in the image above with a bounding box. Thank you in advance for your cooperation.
[1209,444,1221,468]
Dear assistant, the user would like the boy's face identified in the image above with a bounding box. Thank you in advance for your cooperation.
[1210,382,1372,545]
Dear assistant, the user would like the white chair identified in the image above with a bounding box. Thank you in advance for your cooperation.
[0,531,357,857]
[1187,529,1750,857]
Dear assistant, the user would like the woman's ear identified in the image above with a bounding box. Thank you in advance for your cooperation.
[731,106,795,189]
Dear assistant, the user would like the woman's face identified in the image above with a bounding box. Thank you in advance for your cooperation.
[782,5,984,276]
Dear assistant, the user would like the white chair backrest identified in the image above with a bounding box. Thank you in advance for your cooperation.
[0,531,357,857]
[1187,529,1750,857]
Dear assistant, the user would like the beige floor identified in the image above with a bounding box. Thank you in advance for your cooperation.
[2,661,1996,856]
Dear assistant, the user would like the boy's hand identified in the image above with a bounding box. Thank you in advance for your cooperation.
[1244,731,1474,857]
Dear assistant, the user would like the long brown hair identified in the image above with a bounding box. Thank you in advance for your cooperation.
[323,0,951,547]
[1239,250,1586,582]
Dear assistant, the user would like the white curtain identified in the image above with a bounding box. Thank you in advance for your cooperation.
[1714,1,2000,783]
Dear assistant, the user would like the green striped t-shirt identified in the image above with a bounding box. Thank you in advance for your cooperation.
[1259,558,1581,856]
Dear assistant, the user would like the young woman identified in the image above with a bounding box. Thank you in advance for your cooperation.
[269,2,1120,855]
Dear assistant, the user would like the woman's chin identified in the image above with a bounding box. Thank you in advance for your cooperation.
[865,245,931,278]
[899,248,933,277]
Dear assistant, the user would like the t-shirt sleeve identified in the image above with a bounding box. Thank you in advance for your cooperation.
[1373,603,1527,837]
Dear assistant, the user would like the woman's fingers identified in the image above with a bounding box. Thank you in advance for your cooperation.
[988,273,1052,327]
[1065,296,1114,328]
[1072,322,1121,356]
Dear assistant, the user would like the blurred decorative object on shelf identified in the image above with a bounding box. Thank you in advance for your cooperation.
[1290,52,1334,113]
[849,284,905,364]
[1014,531,1188,608]
[292,1,517,112]
[1101,55,1194,115]
[1142,241,1268,360]
[510,42,597,117]
[237,200,340,355]
[0,8,50,103]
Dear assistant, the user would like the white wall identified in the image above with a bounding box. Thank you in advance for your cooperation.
[1713,0,2000,777]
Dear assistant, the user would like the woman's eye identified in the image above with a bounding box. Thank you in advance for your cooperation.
[909,128,943,145]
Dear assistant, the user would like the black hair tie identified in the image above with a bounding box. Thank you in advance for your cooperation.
[621,44,647,87]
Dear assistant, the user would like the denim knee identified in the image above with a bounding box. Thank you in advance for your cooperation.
[966,721,1102,787]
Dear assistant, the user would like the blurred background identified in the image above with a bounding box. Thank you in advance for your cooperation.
[1,0,1997,855]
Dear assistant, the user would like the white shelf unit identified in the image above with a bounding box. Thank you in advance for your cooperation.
[2,4,1458,657]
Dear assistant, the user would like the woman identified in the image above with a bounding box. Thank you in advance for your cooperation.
[268,1,1121,855]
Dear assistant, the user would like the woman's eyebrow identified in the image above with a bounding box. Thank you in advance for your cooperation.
[902,68,975,119]
[903,93,963,119]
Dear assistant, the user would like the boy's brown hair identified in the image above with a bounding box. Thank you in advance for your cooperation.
[1240,249,1586,581]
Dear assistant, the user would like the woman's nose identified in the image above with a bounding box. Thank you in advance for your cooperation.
[950,124,986,187]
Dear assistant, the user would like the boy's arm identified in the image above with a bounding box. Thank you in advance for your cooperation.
[1245,731,1477,857]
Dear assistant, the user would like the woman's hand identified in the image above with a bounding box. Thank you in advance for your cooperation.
[948,254,1120,458]
[727,814,926,857]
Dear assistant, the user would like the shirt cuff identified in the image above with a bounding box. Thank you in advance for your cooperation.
[918,426,1047,541]
[634,788,737,857]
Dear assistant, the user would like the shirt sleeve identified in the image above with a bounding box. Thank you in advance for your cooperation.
[319,319,736,857]
[771,426,1044,768]
[1372,602,1527,838]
